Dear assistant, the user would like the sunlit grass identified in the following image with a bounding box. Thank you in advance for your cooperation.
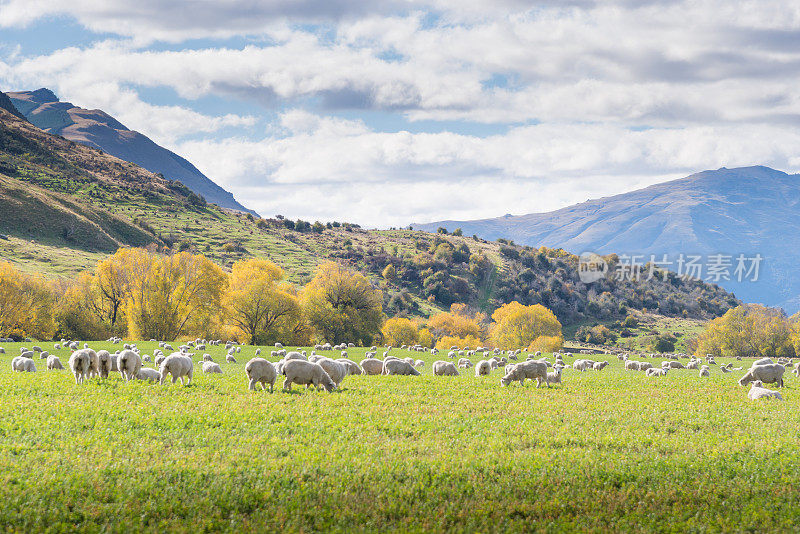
[0,341,797,531]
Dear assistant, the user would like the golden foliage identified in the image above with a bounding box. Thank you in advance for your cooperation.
[382,317,419,346]
[696,304,796,359]
[224,259,306,345]
[490,301,562,350]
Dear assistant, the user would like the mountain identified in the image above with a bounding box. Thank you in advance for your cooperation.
[6,88,256,216]
[0,91,25,120]
[414,166,800,312]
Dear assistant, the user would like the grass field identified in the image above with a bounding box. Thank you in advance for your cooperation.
[1,341,798,532]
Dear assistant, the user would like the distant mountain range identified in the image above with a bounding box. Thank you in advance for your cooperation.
[6,88,256,215]
[415,166,800,312]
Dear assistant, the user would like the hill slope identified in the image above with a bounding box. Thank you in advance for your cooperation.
[415,166,799,311]
[7,89,256,215]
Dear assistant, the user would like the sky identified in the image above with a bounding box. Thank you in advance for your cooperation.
[2,1,800,227]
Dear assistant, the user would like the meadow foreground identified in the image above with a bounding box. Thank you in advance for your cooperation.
[1,341,798,532]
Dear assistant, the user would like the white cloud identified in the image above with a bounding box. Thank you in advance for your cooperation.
[4,1,800,226]
[172,111,800,226]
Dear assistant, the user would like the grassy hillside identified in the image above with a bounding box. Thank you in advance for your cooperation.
[0,105,740,330]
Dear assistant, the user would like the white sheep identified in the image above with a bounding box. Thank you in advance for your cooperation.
[68,350,92,383]
[96,350,113,378]
[226,354,237,363]
[136,368,161,382]
[282,360,335,392]
[433,360,459,376]
[747,380,783,401]
[500,360,549,387]
[245,358,278,392]
[159,353,194,385]
[284,351,307,362]
[475,360,492,376]
[318,358,348,387]
[202,361,223,374]
[646,368,667,377]
[46,355,65,370]
[11,356,36,372]
[546,366,562,385]
[118,349,142,382]
[592,361,608,371]
[383,359,420,376]
[738,363,785,388]
[360,358,384,375]
[337,358,363,375]
[699,366,710,377]
[202,354,214,362]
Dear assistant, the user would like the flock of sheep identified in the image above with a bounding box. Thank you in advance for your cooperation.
[3,338,793,400]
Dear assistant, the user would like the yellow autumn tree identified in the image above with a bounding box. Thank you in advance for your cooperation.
[427,304,485,340]
[224,259,306,345]
[125,249,227,341]
[53,272,115,340]
[490,301,563,351]
[382,317,419,346]
[696,305,795,359]
[302,262,383,345]
[94,250,134,329]
[0,261,56,340]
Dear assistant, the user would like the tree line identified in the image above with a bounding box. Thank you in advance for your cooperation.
[0,248,564,349]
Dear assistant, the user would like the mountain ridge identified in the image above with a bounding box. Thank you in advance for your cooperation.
[7,88,257,216]
[414,165,800,311]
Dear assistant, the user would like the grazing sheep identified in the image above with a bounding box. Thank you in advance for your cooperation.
[136,368,161,382]
[646,368,668,377]
[360,358,384,375]
[738,363,785,388]
[226,354,237,363]
[475,360,492,376]
[284,351,307,362]
[159,353,194,386]
[68,350,92,383]
[154,354,165,367]
[202,354,214,362]
[38,350,49,360]
[500,360,549,387]
[202,361,223,374]
[457,358,473,369]
[433,360,459,376]
[573,359,595,372]
[282,360,335,392]
[592,361,609,371]
[96,350,113,378]
[337,358,363,375]
[662,361,685,369]
[245,358,278,392]
[46,355,65,370]
[317,358,348,387]
[752,357,774,367]
[118,350,142,382]
[687,360,699,370]
[625,360,640,371]
[413,359,425,368]
[11,356,36,373]
[383,359,421,376]
[699,366,710,377]
[638,362,653,371]
[19,350,34,360]
[747,380,783,401]
[255,348,261,356]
